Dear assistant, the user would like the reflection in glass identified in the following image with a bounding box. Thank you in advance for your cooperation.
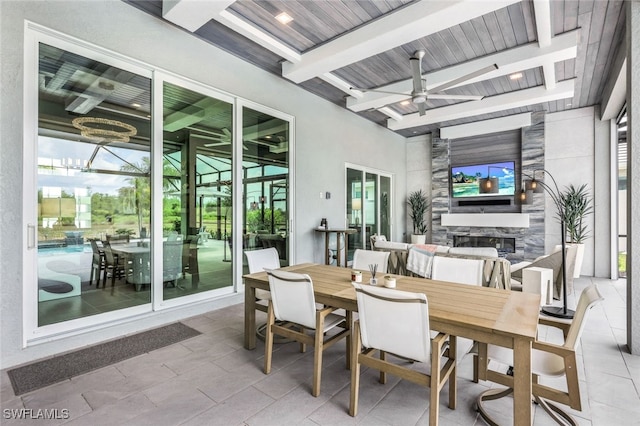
[37,43,151,325]
[162,82,234,300]
[242,107,289,268]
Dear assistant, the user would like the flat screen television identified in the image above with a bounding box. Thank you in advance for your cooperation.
[451,161,516,198]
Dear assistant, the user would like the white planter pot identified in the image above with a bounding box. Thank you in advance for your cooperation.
[410,234,426,244]
[571,243,585,278]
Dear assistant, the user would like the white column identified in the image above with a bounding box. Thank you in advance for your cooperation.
[627,0,640,354]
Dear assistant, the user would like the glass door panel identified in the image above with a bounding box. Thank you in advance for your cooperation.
[242,107,290,268]
[380,176,392,239]
[364,172,378,249]
[162,81,234,300]
[346,166,393,261]
[347,168,364,261]
[37,43,151,326]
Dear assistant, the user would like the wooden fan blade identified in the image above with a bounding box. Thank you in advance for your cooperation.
[430,64,498,93]
[428,93,485,101]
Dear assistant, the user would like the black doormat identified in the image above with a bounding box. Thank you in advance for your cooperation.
[7,322,201,396]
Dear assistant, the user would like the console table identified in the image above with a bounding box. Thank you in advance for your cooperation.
[314,228,356,267]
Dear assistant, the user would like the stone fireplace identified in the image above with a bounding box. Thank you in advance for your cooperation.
[430,112,546,263]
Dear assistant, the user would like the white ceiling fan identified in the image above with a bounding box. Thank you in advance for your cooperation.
[351,50,498,116]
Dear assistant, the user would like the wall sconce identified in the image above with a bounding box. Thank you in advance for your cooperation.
[525,170,545,193]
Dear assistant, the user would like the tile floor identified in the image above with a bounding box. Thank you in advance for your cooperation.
[1,277,638,425]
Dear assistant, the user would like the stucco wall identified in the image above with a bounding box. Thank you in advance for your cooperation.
[545,107,606,278]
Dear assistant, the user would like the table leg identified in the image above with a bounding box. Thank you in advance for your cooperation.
[343,232,349,268]
[336,232,342,267]
[324,233,330,265]
[244,282,257,350]
[512,337,533,426]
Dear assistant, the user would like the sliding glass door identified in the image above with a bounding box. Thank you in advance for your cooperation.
[36,43,152,326]
[161,81,235,300]
[346,166,393,261]
[25,28,294,341]
[241,106,291,268]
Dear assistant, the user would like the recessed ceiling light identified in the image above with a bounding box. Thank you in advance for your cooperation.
[509,72,523,80]
[131,103,141,108]
[275,12,293,25]
[566,103,572,107]
[265,135,272,139]
[400,100,411,106]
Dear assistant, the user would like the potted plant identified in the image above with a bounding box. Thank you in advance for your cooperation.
[560,184,593,278]
[407,189,429,244]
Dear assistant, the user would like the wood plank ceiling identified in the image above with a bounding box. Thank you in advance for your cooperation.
[124,0,626,138]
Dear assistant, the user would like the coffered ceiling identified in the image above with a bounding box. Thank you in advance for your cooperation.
[125,0,627,138]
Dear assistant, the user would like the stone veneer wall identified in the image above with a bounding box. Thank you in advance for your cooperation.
[431,112,546,263]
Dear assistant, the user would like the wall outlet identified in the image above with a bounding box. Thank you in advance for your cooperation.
[319,192,324,199]
[326,192,331,199]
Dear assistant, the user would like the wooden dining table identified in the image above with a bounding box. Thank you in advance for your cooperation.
[243,263,541,426]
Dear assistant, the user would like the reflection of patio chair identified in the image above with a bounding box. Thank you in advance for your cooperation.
[102,242,127,287]
[89,239,105,287]
[163,241,183,287]
[197,226,209,245]
[182,236,199,287]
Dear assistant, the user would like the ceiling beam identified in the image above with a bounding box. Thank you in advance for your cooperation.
[215,10,301,63]
[162,0,234,32]
[387,79,575,130]
[533,0,556,90]
[281,0,521,83]
[347,30,579,112]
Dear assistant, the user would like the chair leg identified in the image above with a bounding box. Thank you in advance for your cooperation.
[263,302,275,375]
[312,313,324,397]
[379,350,387,384]
[429,352,441,426]
[476,387,514,426]
[349,321,362,417]
[534,396,578,426]
[448,335,457,410]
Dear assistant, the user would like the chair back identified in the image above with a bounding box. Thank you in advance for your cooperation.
[352,249,390,274]
[431,256,484,286]
[90,239,104,261]
[163,241,183,280]
[564,284,604,350]
[102,241,117,265]
[245,248,280,273]
[267,270,317,329]
[353,283,431,363]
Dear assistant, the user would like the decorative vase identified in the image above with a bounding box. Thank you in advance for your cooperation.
[570,243,585,278]
[411,234,426,244]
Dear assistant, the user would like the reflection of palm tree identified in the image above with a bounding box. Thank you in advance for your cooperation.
[120,157,150,234]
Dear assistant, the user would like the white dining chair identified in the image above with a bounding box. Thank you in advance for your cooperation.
[431,255,485,381]
[349,283,456,425]
[264,269,350,397]
[476,284,604,425]
[431,256,484,286]
[352,248,390,274]
[245,248,281,339]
